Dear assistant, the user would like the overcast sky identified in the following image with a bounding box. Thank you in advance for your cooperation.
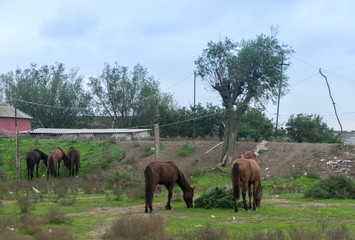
[1,0,354,131]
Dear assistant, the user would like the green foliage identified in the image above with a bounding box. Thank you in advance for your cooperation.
[237,107,274,141]
[194,187,235,209]
[177,144,196,157]
[304,174,355,199]
[286,113,341,143]
[158,103,223,139]
[195,34,294,159]
[0,63,92,128]
[89,62,169,128]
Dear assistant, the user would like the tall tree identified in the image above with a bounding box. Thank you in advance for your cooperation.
[89,62,165,128]
[0,63,92,128]
[195,34,293,165]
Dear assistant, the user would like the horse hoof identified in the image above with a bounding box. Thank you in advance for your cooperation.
[234,209,238,212]
[145,209,148,213]
[165,205,172,210]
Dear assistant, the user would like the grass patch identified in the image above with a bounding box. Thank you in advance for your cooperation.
[177,144,196,157]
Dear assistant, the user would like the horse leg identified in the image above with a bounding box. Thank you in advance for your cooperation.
[149,183,157,213]
[252,183,257,211]
[248,182,252,209]
[36,163,39,178]
[233,190,238,212]
[165,184,174,210]
[242,182,249,211]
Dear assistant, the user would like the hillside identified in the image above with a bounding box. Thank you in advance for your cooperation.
[118,140,355,178]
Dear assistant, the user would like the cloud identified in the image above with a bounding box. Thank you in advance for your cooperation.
[39,12,99,39]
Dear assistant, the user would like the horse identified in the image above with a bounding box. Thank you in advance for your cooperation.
[231,157,263,212]
[47,147,68,180]
[65,147,80,177]
[26,149,48,181]
[239,151,259,160]
[144,161,194,213]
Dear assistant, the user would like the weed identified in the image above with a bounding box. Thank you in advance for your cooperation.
[177,144,196,157]
[46,207,71,225]
[19,213,43,235]
[16,191,37,214]
[34,226,73,240]
[109,214,173,240]
[179,223,229,240]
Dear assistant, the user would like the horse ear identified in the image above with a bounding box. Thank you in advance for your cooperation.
[261,186,264,189]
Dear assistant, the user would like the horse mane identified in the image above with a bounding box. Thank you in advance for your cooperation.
[171,162,193,192]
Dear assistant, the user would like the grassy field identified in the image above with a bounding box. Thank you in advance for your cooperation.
[0,138,354,239]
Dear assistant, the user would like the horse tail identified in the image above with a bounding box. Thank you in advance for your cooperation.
[232,161,241,201]
[144,165,153,206]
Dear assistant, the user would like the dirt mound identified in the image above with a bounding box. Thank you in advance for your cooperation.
[117,141,355,178]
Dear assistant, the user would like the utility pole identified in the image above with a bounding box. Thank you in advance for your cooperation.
[15,101,20,188]
[275,55,289,132]
[193,71,196,140]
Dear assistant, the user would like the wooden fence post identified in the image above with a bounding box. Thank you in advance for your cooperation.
[155,124,159,161]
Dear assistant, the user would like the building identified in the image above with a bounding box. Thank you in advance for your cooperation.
[24,128,151,140]
[0,102,32,136]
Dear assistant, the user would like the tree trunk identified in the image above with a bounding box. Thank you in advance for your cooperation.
[221,109,236,166]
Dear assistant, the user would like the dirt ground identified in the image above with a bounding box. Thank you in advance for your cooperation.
[118,140,355,178]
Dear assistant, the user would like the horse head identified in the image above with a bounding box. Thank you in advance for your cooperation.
[183,186,194,208]
[255,185,264,207]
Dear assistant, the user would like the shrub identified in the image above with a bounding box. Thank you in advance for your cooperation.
[19,213,43,235]
[109,214,173,240]
[179,223,229,240]
[304,174,355,199]
[16,191,36,214]
[46,207,71,224]
[195,187,238,209]
[35,226,73,240]
[177,144,196,157]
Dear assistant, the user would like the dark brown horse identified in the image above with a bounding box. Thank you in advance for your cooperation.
[65,147,80,177]
[231,157,263,212]
[26,149,48,181]
[47,147,68,180]
[144,161,194,213]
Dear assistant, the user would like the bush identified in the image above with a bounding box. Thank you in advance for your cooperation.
[179,223,229,240]
[286,113,341,143]
[304,174,355,199]
[177,144,196,157]
[195,187,238,209]
[108,214,173,240]
[46,207,71,224]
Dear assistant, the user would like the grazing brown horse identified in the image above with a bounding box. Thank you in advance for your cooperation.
[65,147,80,177]
[231,157,263,212]
[47,147,68,180]
[26,149,48,181]
[144,161,194,213]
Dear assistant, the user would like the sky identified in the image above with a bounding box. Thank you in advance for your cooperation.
[0,0,354,131]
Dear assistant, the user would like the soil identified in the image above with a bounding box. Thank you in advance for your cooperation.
[118,140,355,178]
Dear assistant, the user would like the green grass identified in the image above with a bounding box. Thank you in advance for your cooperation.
[0,138,125,180]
